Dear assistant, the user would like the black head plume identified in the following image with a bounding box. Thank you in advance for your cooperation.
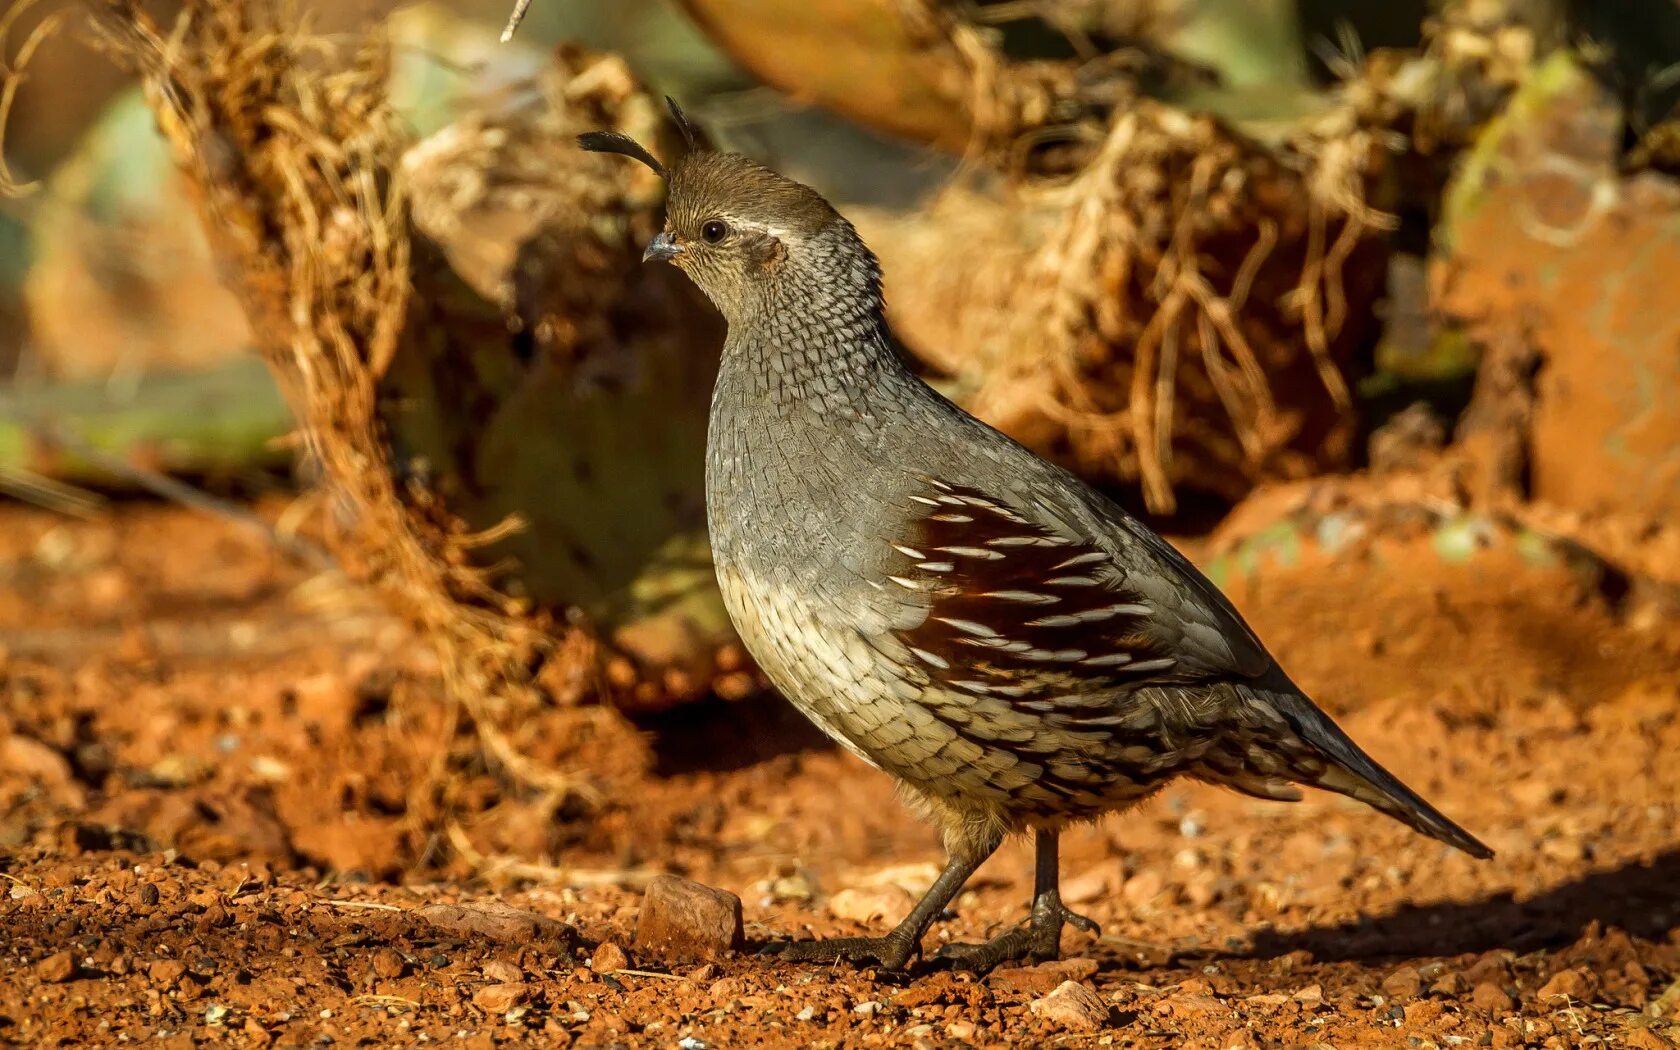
[666,96,698,150]
[577,130,666,178]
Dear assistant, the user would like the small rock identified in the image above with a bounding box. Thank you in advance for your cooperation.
[149,959,188,985]
[290,674,357,731]
[768,870,818,902]
[1472,981,1515,1014]
[473,983,530,1013]
[687,963,718,982]
[1536,967,1597,1003]
[1242,993,1290,1007]
[946,1021,978,1040]
[1626,1029,1677,1050]
[138,882,161,906]
[989,958,1100,994]
[1293,983,1324,1005]
[828,885,913,926]
[1157,991,1226,1019]
[1121,869,1166,907]
[1509,778,1562,809]
[481,959,522,984]
[591,942,629,974]
[370,948,407,979]
[635,874,744,961]
[1540,836,1587,863]
[1061,863,1121,905]
[1465,951,1514,987]
[1382,965,1423,1000]
[795,1006,817,1022]
[1030,980,1108,1032]
[416,902,579,954]
[1404,999,1445,1026]
[853,1000,881,1018]
[35,951,78,984]
[1430,972,1468,997]
[1,736,83,808]
[1183,874,1221,908]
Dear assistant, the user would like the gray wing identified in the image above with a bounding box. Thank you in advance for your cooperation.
[869,475,1273,711]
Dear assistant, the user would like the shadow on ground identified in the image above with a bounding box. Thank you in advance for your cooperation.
[1250,848,1680,963]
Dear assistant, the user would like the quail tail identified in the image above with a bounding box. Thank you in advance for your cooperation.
[1253,685,1494,860]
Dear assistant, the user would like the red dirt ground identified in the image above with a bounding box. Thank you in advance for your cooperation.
[2,493,1678,1048]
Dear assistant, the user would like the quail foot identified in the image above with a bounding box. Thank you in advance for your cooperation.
[581,102,1492,974]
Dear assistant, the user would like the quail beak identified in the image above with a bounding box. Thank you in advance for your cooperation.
[643,231,683,264]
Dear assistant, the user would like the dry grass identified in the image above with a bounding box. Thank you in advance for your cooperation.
[71,0,673,857]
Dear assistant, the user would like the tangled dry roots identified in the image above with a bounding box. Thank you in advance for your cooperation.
[867,99,1393,513]
[82,0,688,823]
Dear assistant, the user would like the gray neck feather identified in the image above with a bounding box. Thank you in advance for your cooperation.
[718,224,919,416]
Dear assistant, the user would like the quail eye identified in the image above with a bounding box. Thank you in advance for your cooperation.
[701,219,729,243]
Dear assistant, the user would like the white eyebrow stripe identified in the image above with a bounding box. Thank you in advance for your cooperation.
[730,219,790,238]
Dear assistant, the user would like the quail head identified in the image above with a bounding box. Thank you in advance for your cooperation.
[581,101,1491,974]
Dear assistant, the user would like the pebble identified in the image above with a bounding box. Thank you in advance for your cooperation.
[827,885,912,926]
[1121,870,1166,907]
[1536,966,1597,1003]
[1381,965,1423,1000]
[35,951,77,984]
[635,875,744,961]
[1029,980,1108,1032]
[591,941,629,974]
[149,959,188,985]
[481,959,522,984]
[988,958,1100,994]
[369,948,407,979]
[1430,972,1469,997]
[1060,863,1119,905]
[472,983,530,1013]
[1156,991,1225,1019]
[1472,981,1515,1014]
[416,902,579,954]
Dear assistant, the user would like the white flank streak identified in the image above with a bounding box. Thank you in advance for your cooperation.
[910,496,940,506]
[939,546,1004,560]
[892,544,925,559]
[1030,603,1151,627]
[909,647,950,669]
[1081,653,1134,666]
[887,575,921,590]
[936,617,999,638]
[929,513,974,523]
[1126,657,1177,673]
[1044,575,1100,586]
[917,561,956,573]
[1054,551,1108,569]
[984,590,1060,604]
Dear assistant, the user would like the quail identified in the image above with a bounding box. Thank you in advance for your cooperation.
[581,102,1492,974]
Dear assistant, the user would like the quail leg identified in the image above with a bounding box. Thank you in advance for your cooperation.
[934,829,1100,972]
[762,836,1001,971]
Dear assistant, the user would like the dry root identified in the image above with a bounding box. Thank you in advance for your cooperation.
[77,0,724,852]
